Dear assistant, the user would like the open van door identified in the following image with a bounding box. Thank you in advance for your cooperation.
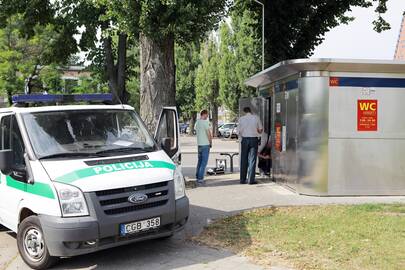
[154,107,181,165]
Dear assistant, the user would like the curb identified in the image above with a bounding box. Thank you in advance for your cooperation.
[185,177,197,189]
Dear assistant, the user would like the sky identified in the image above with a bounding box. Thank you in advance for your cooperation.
[312,0,405,60]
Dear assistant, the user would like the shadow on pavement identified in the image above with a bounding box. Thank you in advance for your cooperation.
[202,179,242,187]
[0,224,9,232]
[52,205,252,270]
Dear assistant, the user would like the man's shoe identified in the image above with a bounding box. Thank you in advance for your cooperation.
[197,181,206,187]
[249,181,258,185]
[240,181,247,184]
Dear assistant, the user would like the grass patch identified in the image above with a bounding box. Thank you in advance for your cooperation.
[197,204,405,270]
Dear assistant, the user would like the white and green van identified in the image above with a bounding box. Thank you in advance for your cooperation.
[0,94,189,269]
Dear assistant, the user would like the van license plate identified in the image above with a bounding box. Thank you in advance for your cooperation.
[120,217,161,236]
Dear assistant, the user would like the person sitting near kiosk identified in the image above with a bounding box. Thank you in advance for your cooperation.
[258,133,272,176]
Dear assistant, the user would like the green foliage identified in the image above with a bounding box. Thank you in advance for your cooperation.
[97,0,229,42]
[373,0,390,32]
[175,42,200,120]
[127,77,140,110]
[77,0,229,105]
[38,64,62,93]
[72,76,109,94]
[0,0,79,64]
[0,1,230,107]
[195,39,220,112]
[0,15,64,102]
[66,54,84,66]
[233,0,392,66]
[126,41,141,110]
[218,8,261,116]
[218,23,239,117]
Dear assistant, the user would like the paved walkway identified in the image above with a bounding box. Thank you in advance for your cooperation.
[1,174,404,270]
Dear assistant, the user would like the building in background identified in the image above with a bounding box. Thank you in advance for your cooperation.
[394,15,405,60]
[61,66,91,92]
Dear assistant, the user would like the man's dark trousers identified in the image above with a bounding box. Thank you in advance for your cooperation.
[240,137,259,184]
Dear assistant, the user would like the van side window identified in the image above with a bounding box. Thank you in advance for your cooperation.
[0,115,25,167]
[156,111,176,148]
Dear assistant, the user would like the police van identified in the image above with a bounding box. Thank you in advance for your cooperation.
[0,94,189,269]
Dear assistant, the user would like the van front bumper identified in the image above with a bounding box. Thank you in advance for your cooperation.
[39,196,189,257]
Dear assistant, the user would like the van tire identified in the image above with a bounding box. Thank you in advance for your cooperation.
[17,216,58,270]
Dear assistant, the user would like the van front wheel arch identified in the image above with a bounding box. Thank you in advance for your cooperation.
[17,216,59,270]
[19,208,35,224]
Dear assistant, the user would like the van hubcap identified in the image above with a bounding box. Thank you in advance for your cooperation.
[24,228,45,261]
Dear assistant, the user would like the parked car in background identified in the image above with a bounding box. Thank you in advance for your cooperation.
[180,123,189,134]
[185,125,196,135]
[224,124,238,139]
[218,123,236,137]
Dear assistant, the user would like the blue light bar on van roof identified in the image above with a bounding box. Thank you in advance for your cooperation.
[12,93,113,104]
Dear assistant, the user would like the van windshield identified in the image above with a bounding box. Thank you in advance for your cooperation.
[22,109,156,159]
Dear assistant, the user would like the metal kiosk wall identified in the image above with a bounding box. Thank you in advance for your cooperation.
[246,59,405,196]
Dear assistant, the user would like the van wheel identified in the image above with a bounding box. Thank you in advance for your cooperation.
[17,216,58,270]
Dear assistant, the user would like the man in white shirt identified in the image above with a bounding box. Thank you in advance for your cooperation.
[238,107,263,184]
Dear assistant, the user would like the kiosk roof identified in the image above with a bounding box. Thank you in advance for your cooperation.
[245,58,405,88]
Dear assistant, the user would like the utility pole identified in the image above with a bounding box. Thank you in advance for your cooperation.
[253,0,265,70]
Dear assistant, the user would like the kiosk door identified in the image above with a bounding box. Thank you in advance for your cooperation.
[273,84,299,187]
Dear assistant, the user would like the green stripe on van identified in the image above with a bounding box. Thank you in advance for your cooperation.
[6,176,55,199]
[56,160,176,184]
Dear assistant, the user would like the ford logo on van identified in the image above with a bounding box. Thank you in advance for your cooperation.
[128,193,148,204]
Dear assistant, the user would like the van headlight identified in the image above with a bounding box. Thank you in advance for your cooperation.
[54,182,89,217]
[174,167,186,200]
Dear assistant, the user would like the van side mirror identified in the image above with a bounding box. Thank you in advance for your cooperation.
[10,165,27,182]
[0,149,13,175]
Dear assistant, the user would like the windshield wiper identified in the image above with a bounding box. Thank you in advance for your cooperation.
[39,152,102,160]
[95,147,152,155]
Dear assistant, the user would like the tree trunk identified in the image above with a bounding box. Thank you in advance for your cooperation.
[24,64,39,94]
[7,90,12,105]
[188,113,196,135]
[211,78,220,137]
[104,34,128,104]
[117,33,129,103]
[104,36,118,101]
[140,33,176,132]
[211,104,219,137]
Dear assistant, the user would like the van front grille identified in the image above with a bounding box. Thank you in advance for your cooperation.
[104,200,168,215]
[95,181,170,215]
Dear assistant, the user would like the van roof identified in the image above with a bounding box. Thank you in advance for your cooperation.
[0,104,134,114]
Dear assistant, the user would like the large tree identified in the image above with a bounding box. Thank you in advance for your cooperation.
[62,0,133,104]
[0,1,78,98]
[135,1,228,131]
[0,15,65,102]
[175,42,200,134]
[195,39,220,136]
[218,8,261,117]
[0,0,136,103]
[233,0,390,66]
[64,0,229,130]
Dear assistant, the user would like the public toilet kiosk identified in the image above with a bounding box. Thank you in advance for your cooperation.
[245,58,405,196]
